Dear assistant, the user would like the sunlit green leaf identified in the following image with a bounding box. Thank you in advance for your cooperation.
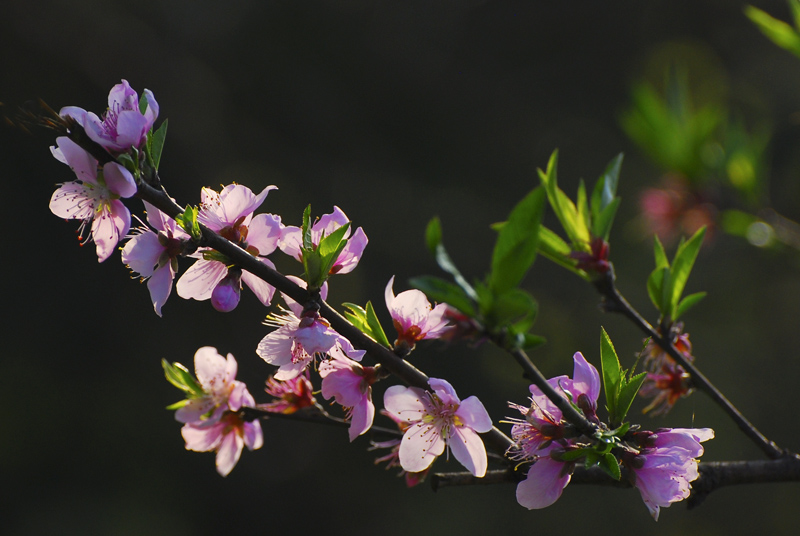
[409,275,476,317]
[488,187,545,294]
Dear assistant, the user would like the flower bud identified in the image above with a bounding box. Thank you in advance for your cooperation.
[211,268,242,312]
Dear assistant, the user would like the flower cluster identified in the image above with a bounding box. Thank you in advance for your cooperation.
[507,352,713,519]
[507,352,600,509]
[168,347,263,476]
[639,324,694,415]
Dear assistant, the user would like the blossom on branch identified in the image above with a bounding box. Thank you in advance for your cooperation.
[384,275,451,350]
[173,347,251,424]
[182,410,263,477]
[167,347,263,477]
[60,79,158,154]
[507,352,601,509]
[320,356,377,441]
[279,206,368,275]
[176,184,283,311]
[49,136,136,262]
[257,278,365,380]
[625,427,714,520]
[121,202,189,316]
[383,378,492,477]
[261,371,316,414]
[370,409,430,487]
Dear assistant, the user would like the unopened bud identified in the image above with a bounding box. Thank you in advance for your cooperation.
[211,267,242,312]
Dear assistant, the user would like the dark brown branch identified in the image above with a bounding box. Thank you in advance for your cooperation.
[433,453,800,507]
[593,267,784,459]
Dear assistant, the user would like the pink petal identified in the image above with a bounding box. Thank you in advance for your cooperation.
[571,352,600,403]
[182,421,224,452]
[398,421,445,473]
[449,426,488,477]
[176,259,227,301]
[333,226,368,274]
[456,396,493,433]
[121,231,162,277]
[91,200,130,262]
[244,420,263,450]
[256,324,298,368]
[348,391,374,442]
[516,457,572,509]
[247,213,283,255]
[277,226,302,260]
[383,385,427,423]
[102,162,136,198]
[215,428,244,476]
[49,182,94,220]
[53,137,98,183]
[241,261,277,305]
[147,262,175,317]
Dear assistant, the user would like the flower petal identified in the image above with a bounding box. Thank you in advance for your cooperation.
[516,457,572,509]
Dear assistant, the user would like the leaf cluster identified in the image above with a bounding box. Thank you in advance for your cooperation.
[536,150,622,279]
[647,227,707,322]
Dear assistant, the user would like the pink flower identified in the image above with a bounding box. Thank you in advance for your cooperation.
[279,206,368,275]
[508,352,601,509]
[61,79,158,154]
[182,409,263,477]
[625,427,714,520]
[384,276,451,349]
[49,136,136,262]
[261,372,316,414]
[176,184,283,311]
[121,202,189,316]
[257,278,365,380]
[319,357,377,441]
[369,409,430,487]
[383,378,492,477]
[173,347,250,424]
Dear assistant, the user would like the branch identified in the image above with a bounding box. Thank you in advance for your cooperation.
[432,453,800,507]
[593,267,784,459]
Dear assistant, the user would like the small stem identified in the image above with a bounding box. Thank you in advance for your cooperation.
[593,268,784,459]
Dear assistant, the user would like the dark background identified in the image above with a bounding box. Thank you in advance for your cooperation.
[3,1,800,534]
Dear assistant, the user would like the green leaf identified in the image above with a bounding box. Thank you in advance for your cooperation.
[600,327,622,422]
[301,205,313,251]
[599,453,622,481]
[425,217,443,256]
[576,180,590,242]
[427,221,479,302]
[746,5,800,57]
[342,302,370,332]
[592,197,621,242]
[490,288,538,334]
[488,187,546,294]
[175,205,202,241]
[162,359,203,397]
[653,235,669,269]
[600,153,623,211]
[342,302,391,348]
[538,150,590,247]
[166,399,189,410]
[647,266,669,316]
[149,119,168,170]
[521,333,547,351]
[365,301,392,348]
[409,275,476,317]
[315,223,351,282]
[536,226,588,279]
[614,370,647,425]
[674,291,707,320]
[669,226,706,319]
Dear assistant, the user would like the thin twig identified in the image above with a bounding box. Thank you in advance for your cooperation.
[593,267,784,459]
